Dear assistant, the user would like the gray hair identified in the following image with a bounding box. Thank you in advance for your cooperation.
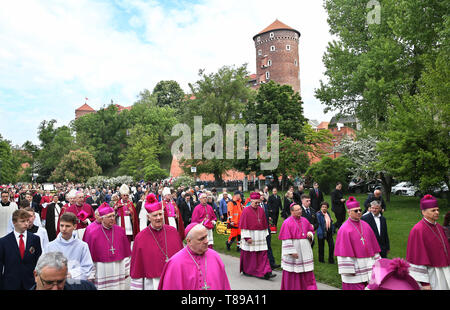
[35,252,68,275]
[370,200,381,207]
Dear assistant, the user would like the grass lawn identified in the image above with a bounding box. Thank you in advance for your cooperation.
[212,193,449,288]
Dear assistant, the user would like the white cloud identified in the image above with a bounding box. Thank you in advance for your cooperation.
[0,0,335,145]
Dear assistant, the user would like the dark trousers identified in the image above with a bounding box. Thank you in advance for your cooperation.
[334,208,346,229]
[318,232,335,263]
[266,229,276,267]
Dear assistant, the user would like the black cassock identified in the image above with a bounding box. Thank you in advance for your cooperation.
[45,202,64,241]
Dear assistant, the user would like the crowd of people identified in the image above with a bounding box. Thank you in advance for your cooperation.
[0,180,448,291]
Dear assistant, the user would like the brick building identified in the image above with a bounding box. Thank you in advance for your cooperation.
[251,19,301,94]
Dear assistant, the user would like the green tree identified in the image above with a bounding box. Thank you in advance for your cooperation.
[0,135,20,183]
[118,125,168,181]
[153,80,185,110]
[35,120,75,182]
[178,64,254,183]
[50,149,101,183]
[72,105,129,174]
[316,0,448,130]
[305,156,355,194]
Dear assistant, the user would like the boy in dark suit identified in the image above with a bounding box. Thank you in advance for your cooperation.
[0,209,42,289]
[309,182,324,213]
[361,200,390,258]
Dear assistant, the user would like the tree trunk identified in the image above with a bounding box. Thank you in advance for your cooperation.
[379,172,392,203]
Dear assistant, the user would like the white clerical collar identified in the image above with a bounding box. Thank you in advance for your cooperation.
[150,223,162,231]
[423,217,436,225]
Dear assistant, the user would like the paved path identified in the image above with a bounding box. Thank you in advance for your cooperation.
[219,252,339,290]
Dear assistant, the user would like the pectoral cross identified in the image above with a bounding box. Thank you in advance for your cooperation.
[109,246,116,254]
[360,237,365,245]
[202,281,210,290]
[165,256,169,263]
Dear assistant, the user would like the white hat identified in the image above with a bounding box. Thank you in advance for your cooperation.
[162,187,171,197]
[119,184,130,195]
[67,189,78,199]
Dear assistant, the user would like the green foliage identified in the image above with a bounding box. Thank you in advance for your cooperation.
[0,135,20,183]
[50,149,101,183]
[316,0,448,130]
[153,80,185,110]
[305,156,355,194]
[35,120,75,182]
[71,105,129,173]
[172,175,195,189]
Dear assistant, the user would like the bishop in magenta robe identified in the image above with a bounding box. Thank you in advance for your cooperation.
[239,192,274,280]
[130,194,183,290]
[334,197,381,290]
[158,223,230,290]
[191,193,217,248]
[406,195,450,290]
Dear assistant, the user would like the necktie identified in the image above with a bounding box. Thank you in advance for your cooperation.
[19,234,25,259]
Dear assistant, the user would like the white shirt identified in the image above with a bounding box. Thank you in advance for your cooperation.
[13,230,27,248]
[372,212,381,235]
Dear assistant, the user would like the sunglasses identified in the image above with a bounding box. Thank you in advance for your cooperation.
[351,209,362,213]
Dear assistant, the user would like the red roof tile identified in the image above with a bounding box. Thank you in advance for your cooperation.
[75,103,95,112]
[254,19,300,39]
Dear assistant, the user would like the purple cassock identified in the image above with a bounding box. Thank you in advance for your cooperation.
[334,218,380,258]
[65,203,95,229]
[84,224,131,263]
[130,224,183,279]
[191,203,217,229]
[239,205,272,278]
[278,216,317,290]
[406,219,450,267]
[157,246,231,290]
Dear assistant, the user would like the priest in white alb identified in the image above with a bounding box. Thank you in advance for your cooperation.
[84,204,131,290]
[130,193,183,290]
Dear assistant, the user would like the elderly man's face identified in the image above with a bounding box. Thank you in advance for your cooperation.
[102,213,116,229]
[187,226,209,255]
[34,266,67,290]
[75,194,84,206]
[348,207,363,221]
[422,207,440,223]
[148,209,164,230]
[291,204,302,218]
[199,195,207,205]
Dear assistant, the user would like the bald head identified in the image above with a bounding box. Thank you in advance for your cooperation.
[186,224,209,255]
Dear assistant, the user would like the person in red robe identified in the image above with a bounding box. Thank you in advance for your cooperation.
[161,187,185,241]
[191,193,217,249]
[64,191,95,239]
[114,184,139,242]
[130,193,183,290]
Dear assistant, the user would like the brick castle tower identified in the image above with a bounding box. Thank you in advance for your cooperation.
[252,19,301,94]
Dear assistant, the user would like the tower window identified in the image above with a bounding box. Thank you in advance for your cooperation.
[294,59,298,66]
[258,49,262,56]
[286,45,291,51]
[266,71,270,80]
[257,36,261,42]
[268,59,272,66]
[269,32,274,38]
[270,45,275,51]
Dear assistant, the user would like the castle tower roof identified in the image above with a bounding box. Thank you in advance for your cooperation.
[253,19,300,40]
[75,103,95,112]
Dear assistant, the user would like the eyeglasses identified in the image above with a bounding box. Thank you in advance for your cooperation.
[39,275,66,288]
[352,209,362,213]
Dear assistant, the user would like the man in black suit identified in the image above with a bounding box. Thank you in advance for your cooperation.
[361,200,390,258]
[309,182,324,213]
[300,194,318,248]
[268,188,282,228]
[293,183,304,205]
[0,209,42,290]
[44,195,64,242]
[179,193,194,227]
[331,182,346,229]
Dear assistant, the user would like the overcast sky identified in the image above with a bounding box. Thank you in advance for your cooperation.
[0,0,335,146]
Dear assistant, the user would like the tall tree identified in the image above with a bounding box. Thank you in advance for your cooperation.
[316,0,448,130]
[153,80,185,110]
[0,135,20,183]
[50,149,101,183]
[178,64,254,183]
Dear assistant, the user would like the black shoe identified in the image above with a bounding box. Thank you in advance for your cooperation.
[328,260,335,264]
[264,272,276,280]
[226,241,230,251]
[319,259,325,263]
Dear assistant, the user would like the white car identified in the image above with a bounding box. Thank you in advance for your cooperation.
[391,182,420,196]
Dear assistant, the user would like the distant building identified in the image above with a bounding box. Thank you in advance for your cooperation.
[251,19,301,94]
[74,103,131,120]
